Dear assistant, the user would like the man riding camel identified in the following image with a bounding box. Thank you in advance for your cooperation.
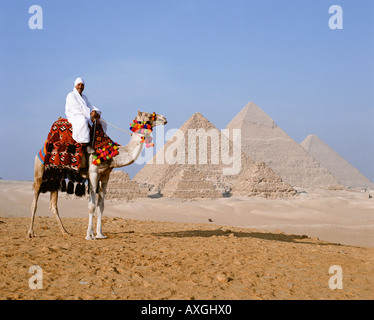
[65,77,107,153]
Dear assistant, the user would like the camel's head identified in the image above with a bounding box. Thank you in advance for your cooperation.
[135,111,167,128]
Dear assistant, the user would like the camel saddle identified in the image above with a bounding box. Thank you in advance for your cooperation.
[37,117,119,196]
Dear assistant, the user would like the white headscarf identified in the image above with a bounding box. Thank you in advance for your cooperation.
[74,77,85,87]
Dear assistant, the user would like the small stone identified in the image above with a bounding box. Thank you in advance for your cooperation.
[216,273,232,283]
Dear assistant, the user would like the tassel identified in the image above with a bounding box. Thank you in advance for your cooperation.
[52,179,61,191]
[40,181,48,193]
[67,181,74,194]
[75,183,82,197]
[44,180,53,192]
[61,179,67,192]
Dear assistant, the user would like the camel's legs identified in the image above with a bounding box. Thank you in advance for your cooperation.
[28,156,44,238]
[50,191,70,236]
[86,172,98,240]
[96,181,108,239]
[28,183,41,238]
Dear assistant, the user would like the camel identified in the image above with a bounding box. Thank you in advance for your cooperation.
[28,111,167,240]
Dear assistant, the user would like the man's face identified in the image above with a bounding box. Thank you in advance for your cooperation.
[75,83,84,94]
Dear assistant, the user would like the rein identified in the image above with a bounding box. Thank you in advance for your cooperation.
[100,119,133,136]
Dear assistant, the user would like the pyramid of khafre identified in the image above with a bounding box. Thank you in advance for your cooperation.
[301,134,374,188]
[134,112,296,199]
[226,102,341,188]
[106,171,147,200]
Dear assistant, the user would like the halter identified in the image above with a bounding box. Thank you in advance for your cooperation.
[129,112,156,148]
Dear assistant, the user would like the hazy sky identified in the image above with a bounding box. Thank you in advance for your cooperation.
[0,0,373,181]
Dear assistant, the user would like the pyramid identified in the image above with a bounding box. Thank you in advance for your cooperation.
[226,102,342,188]
[106,171,147,200]
[162,167,223,199]
[232,161,297,199]
[134,112,296,199]
[301,134,374,188]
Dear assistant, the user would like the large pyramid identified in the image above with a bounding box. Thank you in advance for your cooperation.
[134,112,296,199]
[226,102,341,188]
[301,134,374,188]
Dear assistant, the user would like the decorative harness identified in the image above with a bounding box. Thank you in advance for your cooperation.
[92,112,156,166]
[129,112,156,148]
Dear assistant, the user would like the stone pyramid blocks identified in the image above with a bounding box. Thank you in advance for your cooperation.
[106,171,147,200]
[162,167,223,199]
[226,102,342,188]
[134,112,296,199]
[301,134,373,188]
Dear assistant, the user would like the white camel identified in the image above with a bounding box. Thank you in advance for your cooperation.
[28,111,167,240]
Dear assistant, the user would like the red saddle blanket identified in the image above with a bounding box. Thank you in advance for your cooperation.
[38,118,120,196]
[39,118,84,171]
[38,118,120,170]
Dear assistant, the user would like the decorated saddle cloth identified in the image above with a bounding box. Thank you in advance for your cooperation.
[38,118,120,196]
[39,118,84,172]
[91,121,120,166]
[38,118,85,195]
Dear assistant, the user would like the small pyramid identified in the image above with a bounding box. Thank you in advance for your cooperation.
[162,167,223,199]
[226,102,341,188]
[134,112,297,199]
[232,161,297,199]
[106,171,147,200]
[301,134,374,188]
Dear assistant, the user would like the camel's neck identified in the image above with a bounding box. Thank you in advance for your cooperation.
[110,133,144,168]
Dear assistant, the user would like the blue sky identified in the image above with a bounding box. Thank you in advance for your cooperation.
[0,0,373,181]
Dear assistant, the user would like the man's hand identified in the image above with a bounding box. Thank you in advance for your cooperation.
[91,110,100,121]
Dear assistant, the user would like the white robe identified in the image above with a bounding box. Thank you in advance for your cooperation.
[65,88,107,143]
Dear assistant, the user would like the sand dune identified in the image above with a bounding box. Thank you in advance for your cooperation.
[1,180,373,300]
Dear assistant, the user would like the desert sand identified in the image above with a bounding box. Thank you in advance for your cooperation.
[1,180,374,300]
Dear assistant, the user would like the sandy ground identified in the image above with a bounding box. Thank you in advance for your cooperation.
[1,180,374,300]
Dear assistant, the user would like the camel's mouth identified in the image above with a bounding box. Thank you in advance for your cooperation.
[156,115,167,126]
